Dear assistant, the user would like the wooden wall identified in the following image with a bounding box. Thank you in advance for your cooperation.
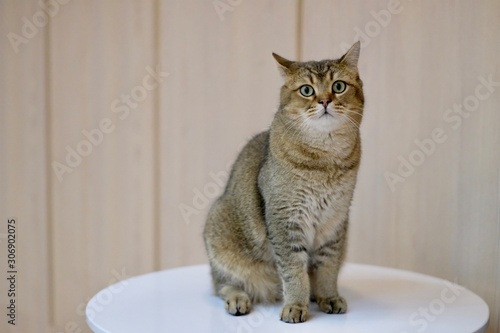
[0,1,498,332]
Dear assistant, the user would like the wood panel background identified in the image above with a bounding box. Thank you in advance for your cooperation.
[0,0,498,332]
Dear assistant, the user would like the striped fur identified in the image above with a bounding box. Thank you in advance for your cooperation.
[203,42,363,323]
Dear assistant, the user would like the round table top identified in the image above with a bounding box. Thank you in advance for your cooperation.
[86,263,489,333]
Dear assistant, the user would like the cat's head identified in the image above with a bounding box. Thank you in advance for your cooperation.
[272,42,363,135]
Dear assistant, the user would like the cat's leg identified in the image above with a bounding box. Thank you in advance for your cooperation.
[267,216,310,323]
[311,218,348,314]
[205,196,280,315]
[210,264,252,316]
[205,199,256,316]
[276,253,310,323]
[308,269,317,303]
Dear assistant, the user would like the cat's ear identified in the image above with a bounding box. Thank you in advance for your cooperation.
[339,41,360,69]
[272,53,294,76]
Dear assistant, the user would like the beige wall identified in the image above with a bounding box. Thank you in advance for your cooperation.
[1,0,499,332]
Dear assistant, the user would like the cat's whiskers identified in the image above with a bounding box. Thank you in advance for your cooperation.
[342,109,363,117]
[305,107,320,118]
[309,106,331,119]
[281,114,308,142]
[339,113,361,133]
[331,106,362,133]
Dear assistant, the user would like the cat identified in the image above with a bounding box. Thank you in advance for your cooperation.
[203,41,363,324]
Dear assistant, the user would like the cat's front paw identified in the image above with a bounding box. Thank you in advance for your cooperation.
[224,293,251,316]
[317,295,347,314]
[280,303,308,323]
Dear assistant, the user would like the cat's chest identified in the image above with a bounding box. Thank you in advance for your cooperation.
[296,180,353,249]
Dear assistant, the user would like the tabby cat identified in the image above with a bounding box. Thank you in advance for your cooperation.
[203,41,363,323]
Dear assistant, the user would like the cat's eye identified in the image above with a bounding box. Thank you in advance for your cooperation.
[299,85,315,97]
[332,81,346,94]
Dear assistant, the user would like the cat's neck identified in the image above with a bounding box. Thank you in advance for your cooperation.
[269,113,361,172]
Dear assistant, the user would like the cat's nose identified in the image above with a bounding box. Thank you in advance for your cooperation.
[319,99,332,108]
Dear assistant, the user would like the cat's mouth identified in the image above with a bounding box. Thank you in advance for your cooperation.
[319,108,336,118]
[319,109,330,118]
[305,107,342,132]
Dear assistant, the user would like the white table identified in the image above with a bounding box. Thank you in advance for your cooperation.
[86,263,489,333]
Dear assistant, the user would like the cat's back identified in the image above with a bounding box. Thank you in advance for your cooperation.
[224,131,269,198]
[204,130,270,256]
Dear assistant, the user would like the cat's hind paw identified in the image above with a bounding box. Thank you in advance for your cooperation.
[224,293,251,316]
[317,295,347,314]
[280,303,308,323]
